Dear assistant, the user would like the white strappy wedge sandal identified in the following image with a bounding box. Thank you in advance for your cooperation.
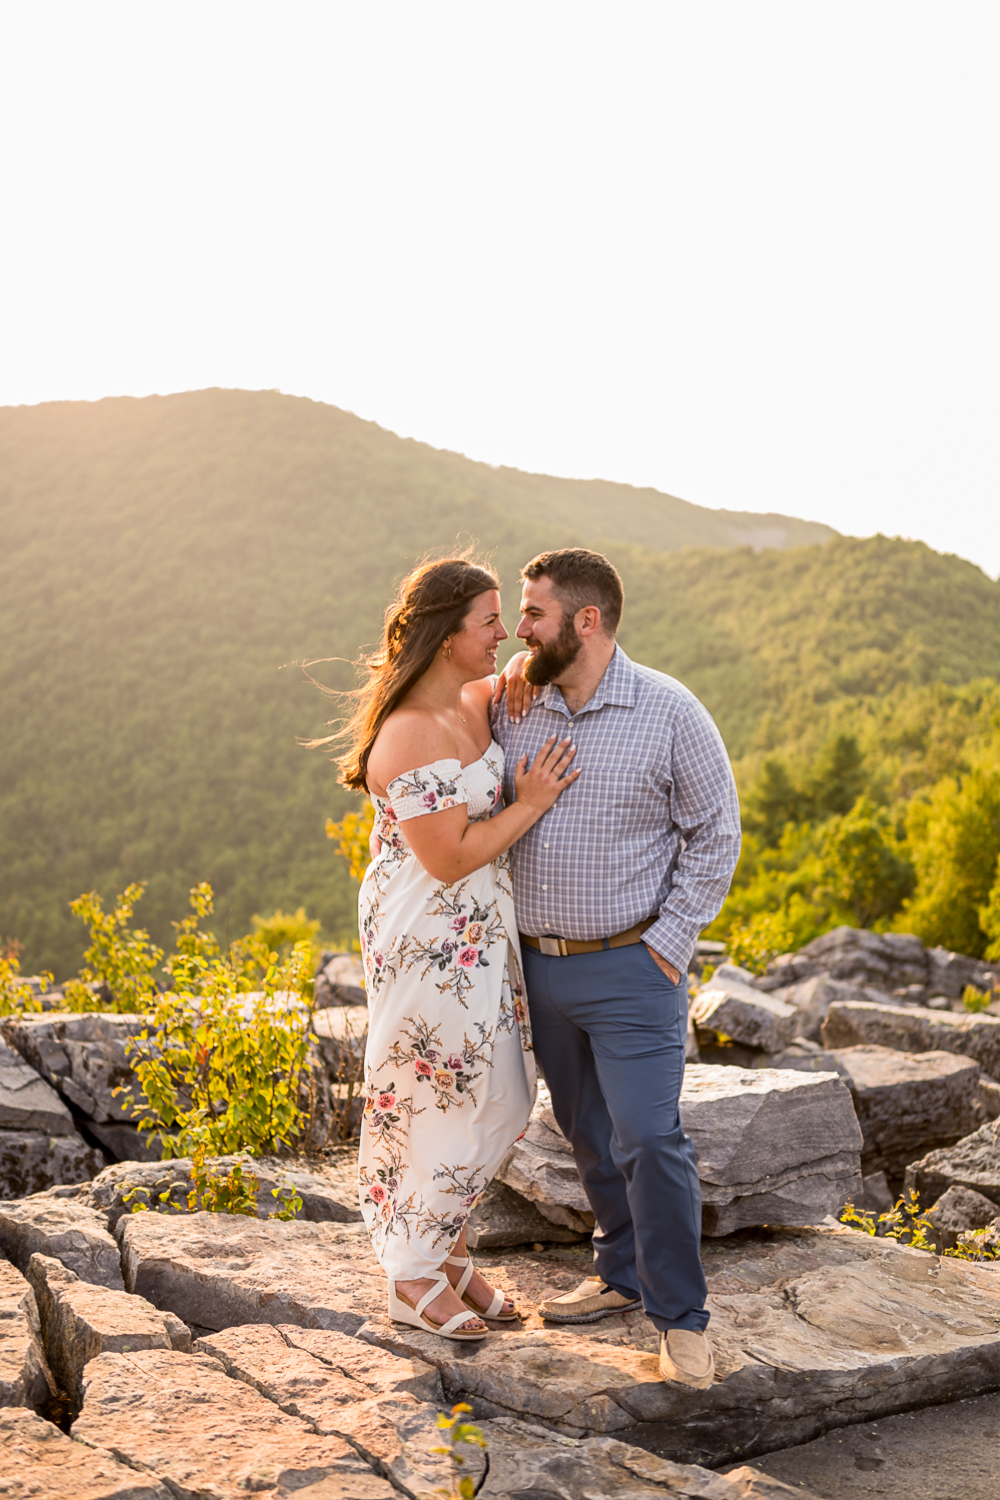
[388,1273,488,1342]
[445,1253,519,1321]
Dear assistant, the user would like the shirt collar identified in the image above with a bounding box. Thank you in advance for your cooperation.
[536,643,637,717]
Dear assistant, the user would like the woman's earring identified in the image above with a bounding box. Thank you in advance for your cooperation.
[443,642,451,658]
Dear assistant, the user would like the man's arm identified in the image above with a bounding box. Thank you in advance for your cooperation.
[643,701,742,980]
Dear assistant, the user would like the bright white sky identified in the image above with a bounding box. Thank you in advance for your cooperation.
[1,4,997,575]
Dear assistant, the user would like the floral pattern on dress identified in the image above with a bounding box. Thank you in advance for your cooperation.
[357,743,536,1280]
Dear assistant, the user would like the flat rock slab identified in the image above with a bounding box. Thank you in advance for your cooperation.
[27,1252,189,1408]
[822,1000,1000,1078]
[356,1225,1000,1468]
[87,1154,362,1227]
[0,1408,171,1500]
[762,977,874,1044]
[0,1129,103,1199]
[193,1324,815,1500]
[0,1196,124,1287]
[905,1121,1000,1209]
[0,1037,76,1133]
[723,1392,1000,1500]
[691,980,798,1053]
[117,1210,385,1333]
[496,1082,596,1232]
[829,1046,982,1178]
[467,1177,588,1249]
[73,1347,396,1498]
[0,1260,55,1411]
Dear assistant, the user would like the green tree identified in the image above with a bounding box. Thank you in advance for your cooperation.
[894,751,1000,956]
[815,797,914,929]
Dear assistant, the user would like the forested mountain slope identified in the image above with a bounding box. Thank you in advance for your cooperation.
[0,390,995,974]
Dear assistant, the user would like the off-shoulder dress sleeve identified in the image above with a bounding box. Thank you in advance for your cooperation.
[385,760,468,821]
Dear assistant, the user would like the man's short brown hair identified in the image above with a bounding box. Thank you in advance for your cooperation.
[521,548,624,635]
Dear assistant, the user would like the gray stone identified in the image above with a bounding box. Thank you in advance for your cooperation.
[926,1186,1000,1253]
[2,1012,146,1125]
[690,980,798,1054]
[72,1347,396,1498]
[827,1046,982,1180]
[0,1260,56,1412]
[87,1122,162,1163]
[904,1121,1000,1210]
[314,951,367,1010]
[117,1211,384,1333]
[682,1066,862,1235]
[27,1252,189,1409]
[0,1037,76,1133]
[822,999,1000,1078]
[757,927,1000,1007]
[0,1407,171,1500]
[0,1129,103,1200]
[496,1084,596,1232]
[765,976,874,1043]
[499,1070,863,1239]
[87,1154,362,1228]
[312,1003,369,1080]
[358,1224,1000,1465]
[974,1072,1000,1121]
[751,1042,849,1076]
[0,1196,123,1287]
[467,1178,589,1249]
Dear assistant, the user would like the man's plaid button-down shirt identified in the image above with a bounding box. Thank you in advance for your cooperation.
[490,645,741,975]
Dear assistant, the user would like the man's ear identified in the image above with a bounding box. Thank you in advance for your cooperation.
[576,605,603,638]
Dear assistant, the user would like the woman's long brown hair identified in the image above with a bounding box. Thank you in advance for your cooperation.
[309,555,500,792]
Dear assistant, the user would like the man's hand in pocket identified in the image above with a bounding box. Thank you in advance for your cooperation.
[644,944,681,984]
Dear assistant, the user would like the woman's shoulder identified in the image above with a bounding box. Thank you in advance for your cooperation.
[367,709,462,796]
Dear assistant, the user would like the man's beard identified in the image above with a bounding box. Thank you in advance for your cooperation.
[523,613,582,686]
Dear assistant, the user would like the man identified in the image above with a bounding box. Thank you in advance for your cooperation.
[491,548,740,1391]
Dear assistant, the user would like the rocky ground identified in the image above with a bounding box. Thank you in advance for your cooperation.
[1,929,999,1498]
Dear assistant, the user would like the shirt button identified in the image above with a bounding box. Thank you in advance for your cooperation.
[544,842,549,849]
[542,884,548,891]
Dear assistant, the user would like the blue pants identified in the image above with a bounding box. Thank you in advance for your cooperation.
[523,941,708,1332]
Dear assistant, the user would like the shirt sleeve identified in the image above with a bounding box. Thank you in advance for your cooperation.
[644,701,742,975]
[385,760,467,821]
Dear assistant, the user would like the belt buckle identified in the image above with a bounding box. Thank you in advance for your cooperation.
[538,935,568,957]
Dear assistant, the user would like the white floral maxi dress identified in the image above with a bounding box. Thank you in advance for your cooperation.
[357,742,537,1281]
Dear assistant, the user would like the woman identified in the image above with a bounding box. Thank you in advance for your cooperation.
[337,557,578,1341]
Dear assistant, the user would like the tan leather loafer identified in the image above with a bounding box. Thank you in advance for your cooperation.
[539,1276,641,1323]
[659,1329,714,1390]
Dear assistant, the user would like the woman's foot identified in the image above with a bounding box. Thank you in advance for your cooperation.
[444,1257,517,1318]
[394,1278,486,1334]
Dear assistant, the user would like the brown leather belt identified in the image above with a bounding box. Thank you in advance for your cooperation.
[520,918,655,958]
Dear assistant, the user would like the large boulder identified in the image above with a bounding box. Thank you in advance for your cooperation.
[680,1066,862,1235]
[85,1155,362,1228]
[904,1121,1000,1210]
[925,1186,1000,1251]
[466,1177,588,1249]
[756,926,999,1005]
[690,980,798,1054]
[1,1012,145,1128]
[0,1196,124,1288]
[72,1348,396,1498]
[495,1084,596,1233]
[499,1069,863,1238]
[826,1046,982,1180]
[0,1261,56,1412]
[760,976,875,1043]
[821,1000,1000,1078]
[27,1253,188,1410]
[311,1004,369,1080]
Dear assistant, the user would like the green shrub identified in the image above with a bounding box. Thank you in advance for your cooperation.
[63,884,162,1013]
[0,940,46,1018]
[431,1404,488,1500]
[839,1191,997,1262]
